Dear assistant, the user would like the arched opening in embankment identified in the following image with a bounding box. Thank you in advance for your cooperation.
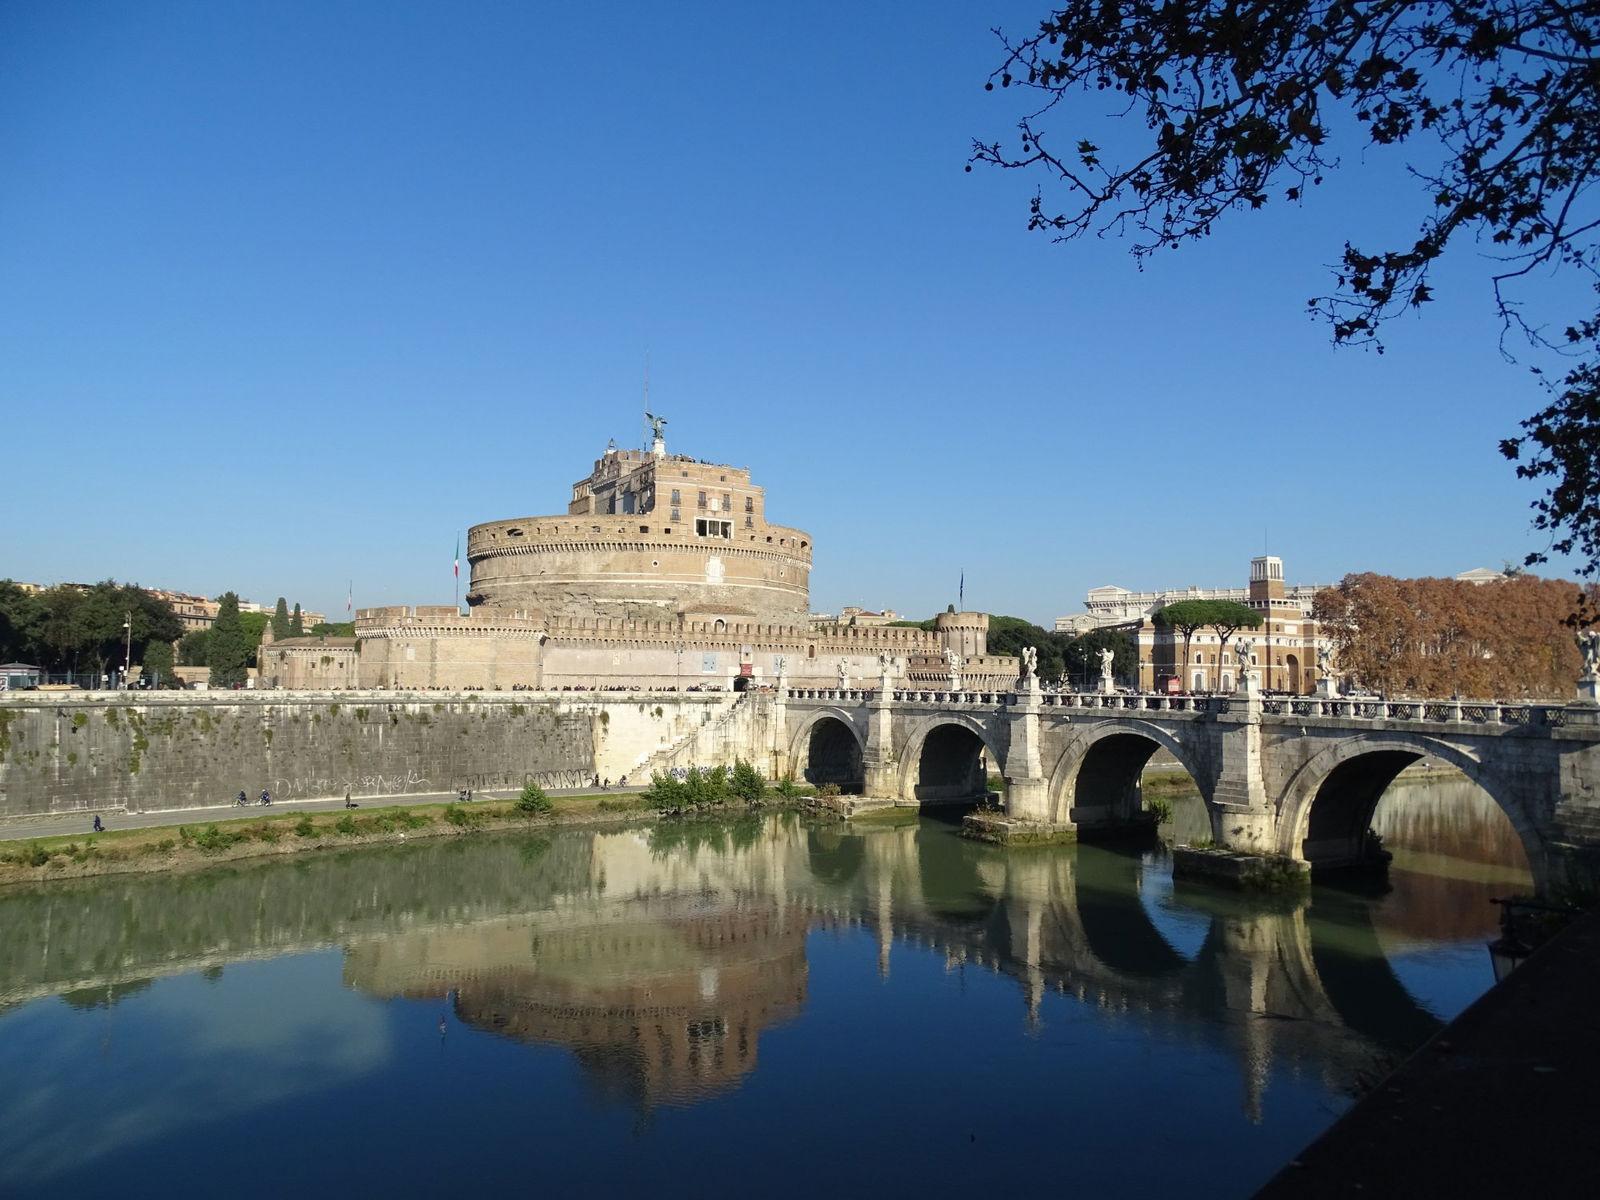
[798,716,864,794]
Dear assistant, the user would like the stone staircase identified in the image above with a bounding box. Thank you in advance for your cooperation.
[629,693,750,781]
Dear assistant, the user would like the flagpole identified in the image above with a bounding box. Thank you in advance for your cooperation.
[453,533,461,613]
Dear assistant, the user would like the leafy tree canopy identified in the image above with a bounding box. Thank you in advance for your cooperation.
[974,1,1600,574]
[1154,599,1265,635]
[1313,571,1593,696]
[0,580,181,675]
[310,621,356,637]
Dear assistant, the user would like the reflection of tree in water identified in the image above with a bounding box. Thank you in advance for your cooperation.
[59,979,154,1010]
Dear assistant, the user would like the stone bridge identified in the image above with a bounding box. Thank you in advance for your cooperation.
[773,676,1600,893]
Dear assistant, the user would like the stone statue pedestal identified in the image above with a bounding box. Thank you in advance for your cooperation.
[1236,671,1260,697]
[1097,675,1115,695]
[1578,675,1600,705]
[1316,675,1339,699]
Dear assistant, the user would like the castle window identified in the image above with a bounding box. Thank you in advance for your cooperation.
[744,496,753,512]
[695,518,732,539]
[671,508,680,521]
[639,525,649,534]
[671,489,680,505]
[698,491,707,508]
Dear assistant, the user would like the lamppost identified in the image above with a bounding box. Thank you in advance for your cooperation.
[123,612,133,689]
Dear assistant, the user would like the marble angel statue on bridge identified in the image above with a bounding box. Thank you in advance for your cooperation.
[1097,645,1115,684]
[1020,645,1038,684]
[1580,629,1600,680]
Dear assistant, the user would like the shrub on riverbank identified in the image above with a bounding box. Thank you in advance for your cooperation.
[516,783,553,818]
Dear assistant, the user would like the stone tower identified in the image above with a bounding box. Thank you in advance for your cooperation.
[935,607,989,658]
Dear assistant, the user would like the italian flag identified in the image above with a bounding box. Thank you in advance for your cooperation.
[454,536,460,579]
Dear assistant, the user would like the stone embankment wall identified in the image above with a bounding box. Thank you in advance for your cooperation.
[0,692,746,819]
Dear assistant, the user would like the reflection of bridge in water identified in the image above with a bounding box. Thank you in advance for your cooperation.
[0,817,1465,1116]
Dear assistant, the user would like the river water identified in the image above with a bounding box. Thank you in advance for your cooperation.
[0,774,1530,1198]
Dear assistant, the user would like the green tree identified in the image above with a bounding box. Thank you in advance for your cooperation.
[29,582,182,679]
[731,758,766,805]
[1063,627,1136,685]
[290,603,304,636]
[0,580,45,664]
[178,628,210,666]
[515,782,553,819]
[208,593,249,688]
[1154,600,1263,689]
[271,598,291,641]
[238,611,270,667]
[973,2,1600,576]
[141,639,176,687]
[984,615,1069,679]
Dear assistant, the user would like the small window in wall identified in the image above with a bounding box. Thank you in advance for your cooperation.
[639,525,649,533]
[698,491,707,508]
[744,496,753,512]
[671,489,680,505]
[671,507,681,521]
[744,515,753,529]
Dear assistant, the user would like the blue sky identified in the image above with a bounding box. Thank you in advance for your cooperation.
[0,1,1581,624]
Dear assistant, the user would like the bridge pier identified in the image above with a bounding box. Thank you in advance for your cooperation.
[1209,682,1276,856]
[861,672,900,799]
[1004,682,1051,821]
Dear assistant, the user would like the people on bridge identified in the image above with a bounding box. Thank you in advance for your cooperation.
[92,815,103,833]
[259,789,272,806]
[237,790,248,807]
[344,790,356,809]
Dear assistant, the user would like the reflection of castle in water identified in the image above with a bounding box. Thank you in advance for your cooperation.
[345,898,809,1108]
[0,802,1517,1120]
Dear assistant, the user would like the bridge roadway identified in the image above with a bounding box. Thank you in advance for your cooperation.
[773,674,1600,894]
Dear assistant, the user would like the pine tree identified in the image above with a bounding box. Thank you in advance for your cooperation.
[290,603,304,636]
[208,593,249,688]
[271,597,291,641]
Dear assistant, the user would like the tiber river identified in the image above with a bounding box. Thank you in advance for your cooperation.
[0,769,1530,1198]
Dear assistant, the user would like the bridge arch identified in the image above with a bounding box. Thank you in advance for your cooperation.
[787,707,867,793]
[1275,731,1550,888]
[1045,719,1213,828]
[896,713,1004,804]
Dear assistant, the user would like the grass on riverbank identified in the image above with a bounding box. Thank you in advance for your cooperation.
[0,792,656,876]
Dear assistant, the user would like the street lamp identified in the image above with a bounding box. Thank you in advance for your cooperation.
[123,612,133,689]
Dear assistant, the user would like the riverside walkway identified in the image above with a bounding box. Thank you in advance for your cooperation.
[1255,906,1600,1196]
[0,784,648,842]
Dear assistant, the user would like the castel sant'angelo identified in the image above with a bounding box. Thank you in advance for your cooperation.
[260,420,1017,691]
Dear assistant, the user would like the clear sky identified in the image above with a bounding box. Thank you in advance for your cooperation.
[0,1,1581,624]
